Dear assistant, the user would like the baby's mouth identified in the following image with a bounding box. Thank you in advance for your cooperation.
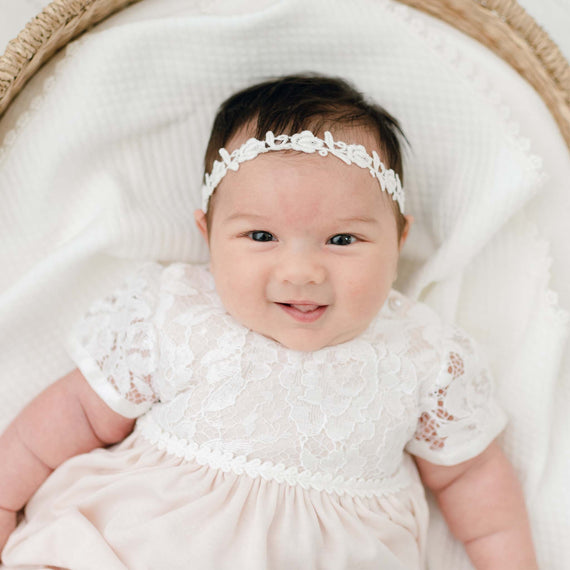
[281,303,321,312]
[277,302,328,322]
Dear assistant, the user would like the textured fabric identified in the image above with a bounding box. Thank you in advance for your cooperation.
[0,0,550,417]
[1,1,569,569]
[2,262,506,568]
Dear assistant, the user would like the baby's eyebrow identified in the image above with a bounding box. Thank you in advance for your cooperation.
[335,215,378,224]
[225,212,378,224]
[224,212,267,223]
[224,213,379,225]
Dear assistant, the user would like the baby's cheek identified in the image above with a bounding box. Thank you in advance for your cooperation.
[347,271,392,314]
[224,271,263,318]
[346,278,376,310]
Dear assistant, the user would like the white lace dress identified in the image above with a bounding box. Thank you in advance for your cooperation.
[3,263,507,570]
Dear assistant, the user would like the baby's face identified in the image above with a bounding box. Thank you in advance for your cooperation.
[195,129,408,352]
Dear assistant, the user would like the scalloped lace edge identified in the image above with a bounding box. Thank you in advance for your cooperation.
[137,413,412,498]
[385,1,570,331]
[385,0,548,191]
[0,38,87,165]
[523,215,570,330]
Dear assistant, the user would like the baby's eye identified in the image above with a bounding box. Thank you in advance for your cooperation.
[328,234,357,246]
[249,231,275,242]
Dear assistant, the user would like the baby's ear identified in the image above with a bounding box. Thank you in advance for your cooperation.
[194,209,209,245]
[399,215,414,251]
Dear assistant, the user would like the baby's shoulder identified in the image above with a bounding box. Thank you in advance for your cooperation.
[125,261,216,303]
[151,262,229,330]
[159,262,215,293]
[378,289,444,328]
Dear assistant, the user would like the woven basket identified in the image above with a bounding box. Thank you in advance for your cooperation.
[0,0,569,148]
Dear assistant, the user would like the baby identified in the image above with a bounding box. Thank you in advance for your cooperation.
[0,74,537,569]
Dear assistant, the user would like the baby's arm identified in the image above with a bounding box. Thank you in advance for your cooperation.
[415,441,538,569]
[0,369,135,557]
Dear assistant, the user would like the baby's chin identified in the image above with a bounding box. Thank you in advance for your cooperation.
[261,328,364,353]
[224,305,371,352]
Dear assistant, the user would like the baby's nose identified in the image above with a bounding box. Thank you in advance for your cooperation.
[275,248,326,286]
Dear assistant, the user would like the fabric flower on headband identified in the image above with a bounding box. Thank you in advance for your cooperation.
[202,130,405,213]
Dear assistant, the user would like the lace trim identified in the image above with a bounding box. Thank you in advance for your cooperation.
[137,413,412,498]
[386,1,546,191]
[0,38,86,164]
[525,218,569,329]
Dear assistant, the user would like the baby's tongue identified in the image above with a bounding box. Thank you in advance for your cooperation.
[290,304,319,312]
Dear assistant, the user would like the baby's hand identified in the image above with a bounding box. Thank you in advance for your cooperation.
[0,506,17,561]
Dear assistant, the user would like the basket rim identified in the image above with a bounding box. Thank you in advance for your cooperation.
[0,0,141,117]
[0,0,569,147]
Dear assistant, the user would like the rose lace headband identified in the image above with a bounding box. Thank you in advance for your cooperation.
[202,130,405,213]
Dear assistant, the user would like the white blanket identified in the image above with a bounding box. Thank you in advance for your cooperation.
[0,0,568,567]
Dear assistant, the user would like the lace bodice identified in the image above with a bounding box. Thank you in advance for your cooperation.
[68,263,506,496]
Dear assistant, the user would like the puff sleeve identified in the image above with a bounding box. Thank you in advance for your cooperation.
[405,324,508,465]
[66,263,163,418]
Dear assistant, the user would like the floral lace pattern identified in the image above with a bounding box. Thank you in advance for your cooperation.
[70,265,161,416]
[70,262,506,493]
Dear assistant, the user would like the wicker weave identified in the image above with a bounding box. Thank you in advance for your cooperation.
[0,0,141,117]
[0,0,569,148]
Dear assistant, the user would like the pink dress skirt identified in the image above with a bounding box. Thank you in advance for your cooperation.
[2,426,428,570]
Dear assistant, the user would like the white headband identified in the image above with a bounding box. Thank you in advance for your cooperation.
[202,130,405,213]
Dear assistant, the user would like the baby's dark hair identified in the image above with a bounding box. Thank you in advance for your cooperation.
[203,73,408,238]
